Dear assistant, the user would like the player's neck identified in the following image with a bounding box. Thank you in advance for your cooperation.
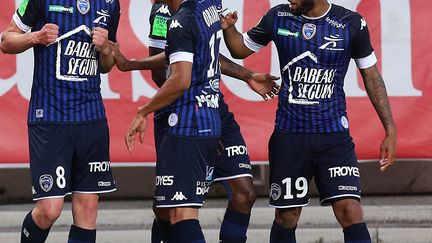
[303,1,331,19]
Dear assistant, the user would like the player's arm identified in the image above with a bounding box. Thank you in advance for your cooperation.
[125,61,192,152]
[149,46,167,88]
[221,10,273,59]
[220,54,279,100]
[220,12,253,59]
[110,42,166,71]
[360,65,397,172]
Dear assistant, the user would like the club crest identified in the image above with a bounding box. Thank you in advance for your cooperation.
[77,0,90,15]
[302,23,317,40]
[39,174,54,192]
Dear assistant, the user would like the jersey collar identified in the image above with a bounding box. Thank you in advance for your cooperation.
[301,3,332,20]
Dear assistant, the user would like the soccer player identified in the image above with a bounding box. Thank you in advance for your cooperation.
[220,0,397,242]
[111,2,278,242]
[0,0,120,242]
[122,0,246,242]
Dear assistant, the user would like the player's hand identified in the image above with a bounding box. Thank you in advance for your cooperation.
[34,23,59,45]
[220,11,238,30]
[247,73,280,100]
[92,27,110,55]
[109,41,130,71]
[125,109,148,153]
[379,133,397,172]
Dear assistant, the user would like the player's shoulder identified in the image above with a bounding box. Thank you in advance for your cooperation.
[329,4,366,31]
[168,1,196,31]
[265,4,291,18]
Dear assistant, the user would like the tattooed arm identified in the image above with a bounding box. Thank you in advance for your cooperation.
[220,55,279,100]
[360,65,397,172]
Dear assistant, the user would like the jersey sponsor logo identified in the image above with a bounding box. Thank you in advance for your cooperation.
[319,34,344,51]
[325,17,346,29]
[77,0,90,15]
[328,166,360,178]
[152,15,170,38]
[169,20,183,30]
[225,145,248,157]
[98,181,111,187]
[338,185,358,191]
[341,116,349,129]
[270,183,282,200]
[277,28,299,38]
[39,174,54,192]
[35,109,43,118]
[203,5,220,27]
[93,10,110,26]
[171,191,187,201]
[154,195,166,201]
[302,23,316,40]
[51,25,98,82]
[89,161,111,172]
[155,175,174,186]
[209,79,220,92]
[360,18,367,30]
[196,181,211,195]
[196,93,219,108]
[168,113,178,127]
[49,5,74,14]
[156,4,171,16]
[18,0,30,17]
[282,51,336,105]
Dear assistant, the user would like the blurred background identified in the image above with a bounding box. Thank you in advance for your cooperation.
[1,0,431,242]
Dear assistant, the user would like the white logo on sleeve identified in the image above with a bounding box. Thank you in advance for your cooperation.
[169,20,183,30]
[156,5,171,16]
[360,18,367,30]
[171,191,187,201]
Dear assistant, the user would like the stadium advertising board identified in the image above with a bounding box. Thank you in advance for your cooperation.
[0,0,431,164]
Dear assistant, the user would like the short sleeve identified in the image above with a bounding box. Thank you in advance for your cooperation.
[350,14,377,69]
[166,18,194,64]
[108,0,121,42]
[148,4,171,49]
[14,0,42,32]
[245,8,275,52]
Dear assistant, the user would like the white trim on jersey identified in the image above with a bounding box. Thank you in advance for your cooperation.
[213,173,253,182]
[13,13,31,33]
[355,51,377,69]
[169,51,194,64]
[243,32,265,53]
[148,37,167,50]
[72,188,117,194]
[320,194,361,206]
[156,203,203,208]
[269,200,310,209]
[302,3,333,20]
[33,192,72,201]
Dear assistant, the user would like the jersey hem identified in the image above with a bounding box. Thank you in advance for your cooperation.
[13,13,31,32]
[320,194,361,206]
[268,201,310,209]
[355,51,377,69]
[273,127,349,134]
[148,37,167,49]
[243,33,264,53]
[156,203,203,208]
[27,118,107,126]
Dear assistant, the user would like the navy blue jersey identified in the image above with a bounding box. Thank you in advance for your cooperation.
[245,4,376,133]
[157,0,223,137]
[14,0,120,124]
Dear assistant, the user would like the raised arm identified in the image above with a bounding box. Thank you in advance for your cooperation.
[360,65,397,172]
[0,20,58,54]
[220,54,279,100]
[220,12,254,59]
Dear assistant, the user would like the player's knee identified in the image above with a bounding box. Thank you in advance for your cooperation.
[332,199,364,227]
[231,187,256,209]
[35,202,63,226]
[275,207,301,228]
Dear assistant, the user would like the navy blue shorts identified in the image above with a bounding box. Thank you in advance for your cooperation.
[268,130,361,208]
[214,98,252,182]
[154,118,218,208]
[28,121,116,201]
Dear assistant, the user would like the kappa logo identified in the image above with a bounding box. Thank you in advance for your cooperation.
[156,5,171,16]
[171,191,188,201]
[360,18,367,30]
[169,20,183,30]
[93,10,110,26]
[39,174,54,192]
[319,34,344,51]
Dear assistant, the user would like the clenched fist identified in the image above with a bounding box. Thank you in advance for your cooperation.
[35,23,59,45]
[92,27,110,55]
